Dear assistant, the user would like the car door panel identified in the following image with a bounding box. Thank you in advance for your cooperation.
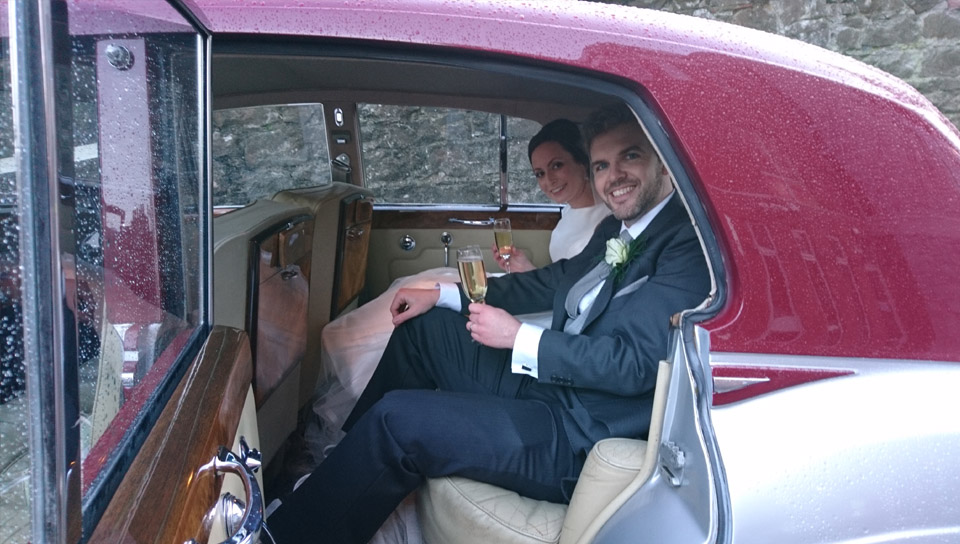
[367,209,558,298]
[88,326,259,543]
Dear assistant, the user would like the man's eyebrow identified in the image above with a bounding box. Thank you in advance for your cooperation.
[620,144,646,155]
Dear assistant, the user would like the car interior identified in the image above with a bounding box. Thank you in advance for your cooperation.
[206,44,714,543]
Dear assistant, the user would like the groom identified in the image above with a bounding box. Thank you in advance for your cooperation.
[268,103,711,543]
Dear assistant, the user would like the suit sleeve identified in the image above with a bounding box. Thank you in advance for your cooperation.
[535,224,710,397]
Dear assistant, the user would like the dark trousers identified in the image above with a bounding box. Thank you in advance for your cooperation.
[268,308,583,544]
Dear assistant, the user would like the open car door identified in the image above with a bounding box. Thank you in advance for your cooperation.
[5,0,264,542]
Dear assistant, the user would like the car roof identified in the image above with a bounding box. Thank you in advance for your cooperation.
[40,0,960,361]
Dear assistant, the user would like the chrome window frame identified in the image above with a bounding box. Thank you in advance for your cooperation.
[9,0,213,541]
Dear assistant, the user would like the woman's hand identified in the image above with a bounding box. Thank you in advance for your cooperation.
[465,302,522,349]
[390,287,440,326]
[492,243,535,273]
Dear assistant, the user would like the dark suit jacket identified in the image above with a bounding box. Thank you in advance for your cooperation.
[463,194,711,455]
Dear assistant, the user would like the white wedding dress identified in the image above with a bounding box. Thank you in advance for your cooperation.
[304,201,609,544]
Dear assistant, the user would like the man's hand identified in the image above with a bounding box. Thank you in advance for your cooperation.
[492,243,535,273]
[466,303,522,349]
[391,288,440,326]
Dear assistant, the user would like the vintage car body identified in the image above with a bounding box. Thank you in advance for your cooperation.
[4,0,959,543]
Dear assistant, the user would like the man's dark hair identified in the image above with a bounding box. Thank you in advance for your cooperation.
[527,118,590,168]
[581,103,640,151]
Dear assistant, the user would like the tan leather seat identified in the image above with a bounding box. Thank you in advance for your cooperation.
[417,360,671,544]
[418,438,646,544]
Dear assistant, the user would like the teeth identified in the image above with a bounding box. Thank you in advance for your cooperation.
[612,186,633,197]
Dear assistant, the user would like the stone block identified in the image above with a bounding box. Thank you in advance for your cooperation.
[785,19,833,47]
[861,16,920,45]
[904,0,941,13]
[922,11,960,39]
[862,49,918,77]
[732,6,779,31]
[855,0,908,15]
[707,0,750,12]
[920,47,960,76]
[777,0,811,25]
[836,27,863,48]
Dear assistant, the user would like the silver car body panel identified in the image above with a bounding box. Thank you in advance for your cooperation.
[711,352,960,543]
[594,324,720,544]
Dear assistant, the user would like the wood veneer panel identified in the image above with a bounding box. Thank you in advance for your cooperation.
[373,209,560,231]
[89,326,253,544]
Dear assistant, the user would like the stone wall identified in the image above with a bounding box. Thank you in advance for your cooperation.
[587,0,960,131]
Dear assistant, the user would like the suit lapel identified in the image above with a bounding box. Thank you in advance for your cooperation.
[578,195,685,331]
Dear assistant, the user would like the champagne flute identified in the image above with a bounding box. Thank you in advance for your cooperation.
[457,245,487,304]
[493,218,514,273]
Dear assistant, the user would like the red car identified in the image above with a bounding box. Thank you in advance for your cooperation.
[3,0,959,542]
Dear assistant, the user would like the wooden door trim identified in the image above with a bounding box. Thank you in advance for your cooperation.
[373,208,560,230]
[89,326,253,544]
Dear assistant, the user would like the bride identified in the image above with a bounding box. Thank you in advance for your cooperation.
[309,118,611,453]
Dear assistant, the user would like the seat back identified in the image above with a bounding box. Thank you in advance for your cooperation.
[271,182,374,406]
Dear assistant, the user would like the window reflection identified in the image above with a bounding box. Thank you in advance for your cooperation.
[69,30,203,493]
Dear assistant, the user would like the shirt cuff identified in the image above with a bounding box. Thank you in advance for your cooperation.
[436,282,462,312]
[511,323,543,378]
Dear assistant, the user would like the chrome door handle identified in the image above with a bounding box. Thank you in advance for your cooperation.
[448,217,494,226]
[187,440,264,544]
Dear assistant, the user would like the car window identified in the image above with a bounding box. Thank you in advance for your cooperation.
[506,115,551,206]
[357,104,550,206]
[0,30,28,543]
[212,103,332,207]
[2,1,205,537]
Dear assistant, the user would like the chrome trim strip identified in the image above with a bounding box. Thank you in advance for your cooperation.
[712,376,770,394]
[11,0,75,542]
[201,31,212,330]
[373,203,562,213]
[498,114,508,208]
[709,351,956,372]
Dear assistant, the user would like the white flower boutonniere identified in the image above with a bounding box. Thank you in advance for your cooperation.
[603,235,645,285]
[604,237,629,268]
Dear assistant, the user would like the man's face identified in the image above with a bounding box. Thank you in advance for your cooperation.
[589,123,671,226]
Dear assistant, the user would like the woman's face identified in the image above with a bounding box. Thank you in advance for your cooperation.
[530,141,591,205]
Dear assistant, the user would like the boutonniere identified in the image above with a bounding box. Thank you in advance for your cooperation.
[604,235,645,285]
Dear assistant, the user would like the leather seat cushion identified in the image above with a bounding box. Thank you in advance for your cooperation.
[418,476,567,544]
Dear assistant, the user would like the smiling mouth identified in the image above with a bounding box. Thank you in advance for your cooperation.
[550,184,566,195]
[610,185,635,198]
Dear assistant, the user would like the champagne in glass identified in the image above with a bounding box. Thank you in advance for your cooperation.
[457,245,487,303]
[493,218,513,273]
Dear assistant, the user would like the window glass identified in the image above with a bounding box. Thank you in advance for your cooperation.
[506,116,550,205]
[212,104,332,207]
[66,19,204,500]
[0,32,29,543]
[359,104,501,205]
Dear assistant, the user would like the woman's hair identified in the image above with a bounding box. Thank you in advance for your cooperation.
[527,118,590,167]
